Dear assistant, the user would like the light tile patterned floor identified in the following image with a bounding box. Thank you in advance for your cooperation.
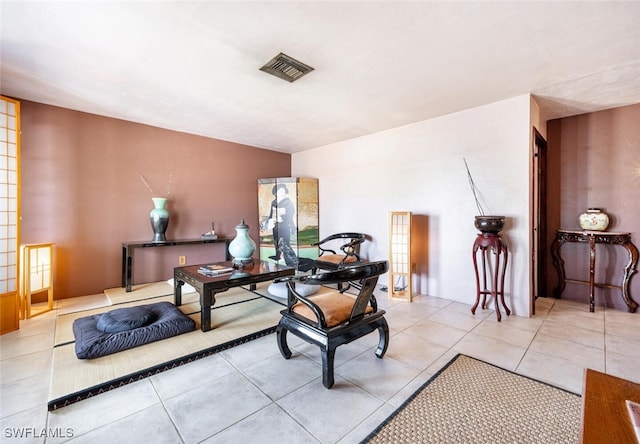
[1,291,639,443]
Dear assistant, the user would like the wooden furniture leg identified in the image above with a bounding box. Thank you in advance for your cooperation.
[472,234,510,321]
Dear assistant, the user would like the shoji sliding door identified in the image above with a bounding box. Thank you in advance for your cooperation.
[0,96,20,334]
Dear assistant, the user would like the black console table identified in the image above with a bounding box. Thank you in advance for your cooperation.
[550,230,638,313]
[122,238,231,292]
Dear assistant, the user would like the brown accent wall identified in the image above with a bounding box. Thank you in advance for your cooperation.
[546,103,640,311]
[20,101,291,299]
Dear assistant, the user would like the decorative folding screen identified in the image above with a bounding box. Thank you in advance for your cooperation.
[257,177,319,269]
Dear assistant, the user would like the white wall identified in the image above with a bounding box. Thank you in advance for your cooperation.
[292,94,533,316]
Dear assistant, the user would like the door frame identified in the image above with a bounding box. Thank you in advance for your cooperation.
[531,127,548,315]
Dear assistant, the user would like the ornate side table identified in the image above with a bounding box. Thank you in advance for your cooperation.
[471,233,510,321]
[550,230,639,313]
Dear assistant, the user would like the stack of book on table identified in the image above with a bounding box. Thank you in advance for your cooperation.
[197,264,234,276]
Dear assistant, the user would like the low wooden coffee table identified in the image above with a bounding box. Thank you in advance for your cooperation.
[580,368,640,443]
[174,260,294,332]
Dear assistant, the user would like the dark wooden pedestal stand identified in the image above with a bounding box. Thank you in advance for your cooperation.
[471,233,510,321]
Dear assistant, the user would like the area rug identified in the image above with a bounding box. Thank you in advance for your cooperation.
[362,354,581,444]
[49,283,284,410]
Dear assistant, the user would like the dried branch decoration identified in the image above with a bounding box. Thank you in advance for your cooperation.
[139,171,174,197]
[463,158,485,216]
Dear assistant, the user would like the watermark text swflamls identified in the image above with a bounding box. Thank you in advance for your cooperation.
[4,427,74,439]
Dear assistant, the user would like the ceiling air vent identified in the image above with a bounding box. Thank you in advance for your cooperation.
[260,52,314,83]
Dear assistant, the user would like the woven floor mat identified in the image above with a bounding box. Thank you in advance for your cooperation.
[49,285,283,410]
[364,354,581,444]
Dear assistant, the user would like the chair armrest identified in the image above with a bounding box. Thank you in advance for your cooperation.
[311,237,337,256]
[317,245,337,257]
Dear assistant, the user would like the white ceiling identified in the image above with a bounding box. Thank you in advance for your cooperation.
[2,1,639,154]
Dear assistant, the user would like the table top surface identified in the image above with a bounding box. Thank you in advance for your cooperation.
[174,260,294,286]
[123,238,232,248]
[558,229,631,236]
[580,368,640,444]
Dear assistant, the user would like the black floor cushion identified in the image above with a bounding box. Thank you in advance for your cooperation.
[73,301,195,359]
[96,306,157,333]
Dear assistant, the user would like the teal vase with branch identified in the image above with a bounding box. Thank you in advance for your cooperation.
[149,197,170,242]
[140,172,173,243]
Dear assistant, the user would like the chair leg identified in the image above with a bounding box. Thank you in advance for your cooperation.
[374,318,390,359]
[321,347,336,388]
[276,325,292,359]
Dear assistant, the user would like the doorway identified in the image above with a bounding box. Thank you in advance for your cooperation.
[531,127,548,315]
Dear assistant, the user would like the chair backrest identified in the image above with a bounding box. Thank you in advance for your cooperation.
[316,232,365,242]
[314,232,366,259]
[298,260,387,286]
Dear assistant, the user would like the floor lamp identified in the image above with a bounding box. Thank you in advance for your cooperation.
[19,243,54,319]
[389,211,412,301]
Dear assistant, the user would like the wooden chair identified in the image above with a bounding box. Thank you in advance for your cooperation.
[274,260,389,388]
[312,232,367,292]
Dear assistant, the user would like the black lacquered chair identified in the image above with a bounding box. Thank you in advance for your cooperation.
[312,232,367,292]
[274,260,389,388]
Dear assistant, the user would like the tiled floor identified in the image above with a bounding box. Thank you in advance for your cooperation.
[1,291,639,443]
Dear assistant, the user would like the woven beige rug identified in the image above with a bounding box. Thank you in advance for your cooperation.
[363,355,581,444]
[49,284,284,410]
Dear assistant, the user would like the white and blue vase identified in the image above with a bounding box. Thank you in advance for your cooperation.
[228,219,256,265]
[150,197,170,242]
